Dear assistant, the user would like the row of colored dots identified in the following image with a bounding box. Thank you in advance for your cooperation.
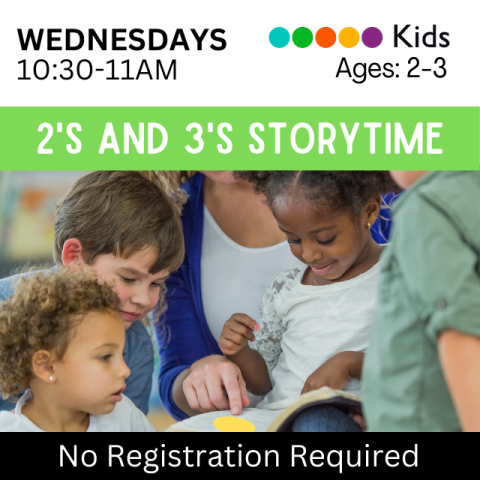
[269,27,383,49]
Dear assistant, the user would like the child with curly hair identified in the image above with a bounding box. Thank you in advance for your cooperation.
[217,171,400,432]
[0,269,155,432]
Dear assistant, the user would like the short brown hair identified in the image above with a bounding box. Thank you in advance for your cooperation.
[53,171,185,275]
[0,269,120,399]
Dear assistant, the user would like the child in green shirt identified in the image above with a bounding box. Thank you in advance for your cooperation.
[363,171,480,431]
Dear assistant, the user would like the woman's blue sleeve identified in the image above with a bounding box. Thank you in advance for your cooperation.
[156,266,214,421]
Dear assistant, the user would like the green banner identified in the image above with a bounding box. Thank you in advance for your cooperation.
[0,107,478,170]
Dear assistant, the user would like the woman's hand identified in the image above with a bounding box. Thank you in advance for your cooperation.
[301,351,364,395]
[219,313,259,356]
[181,355,250,415]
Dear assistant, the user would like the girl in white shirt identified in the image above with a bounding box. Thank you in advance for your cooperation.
[0,269,155,432]
[218,171,400,432]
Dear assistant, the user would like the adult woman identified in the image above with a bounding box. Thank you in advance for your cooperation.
[157,171,396,421]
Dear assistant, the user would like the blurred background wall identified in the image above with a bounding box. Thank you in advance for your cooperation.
[0,171,176,431]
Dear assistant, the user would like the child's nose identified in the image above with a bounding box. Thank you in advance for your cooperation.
[131,287,150,307]
[302,242,322,262]
[119,358,131,380]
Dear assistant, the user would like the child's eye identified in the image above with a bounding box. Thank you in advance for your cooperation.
[151,282,163,288]
[286,238,301,245]
[317,236,336,245]
[120,276,135,284]
[99,354,112,362]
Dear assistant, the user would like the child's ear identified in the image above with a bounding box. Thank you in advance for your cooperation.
[365,196,382,227]
[62,238,85,268]
[31,350,57,384]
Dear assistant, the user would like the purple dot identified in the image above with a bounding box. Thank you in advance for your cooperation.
[362,27,383,48]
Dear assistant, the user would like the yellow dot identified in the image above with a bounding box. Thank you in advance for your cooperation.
[339,27,360,48]
[213,416,256,432]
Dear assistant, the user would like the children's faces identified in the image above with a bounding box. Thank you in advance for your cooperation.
[272,195,381,285]
[51,311,130,416]
[62,240,169,330]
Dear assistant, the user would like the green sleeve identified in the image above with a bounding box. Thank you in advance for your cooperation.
[394,194,480,342]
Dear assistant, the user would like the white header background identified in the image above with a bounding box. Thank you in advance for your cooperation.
[1,0,479,107]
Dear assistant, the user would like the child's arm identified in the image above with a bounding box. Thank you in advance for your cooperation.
[439,329,480,431]
[219,314,272,396]
[301,351,364,394]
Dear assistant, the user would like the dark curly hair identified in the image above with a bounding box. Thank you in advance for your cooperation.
[234,171,401,216]
[0,268,120,400]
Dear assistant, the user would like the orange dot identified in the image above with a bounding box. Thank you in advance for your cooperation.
[315,27,336,48]
[339,27,359,48]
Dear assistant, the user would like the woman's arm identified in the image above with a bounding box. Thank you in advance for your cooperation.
[159,263,244,418]
[158,266,251,419]
[160,173,273,418]
[439,329,480,431]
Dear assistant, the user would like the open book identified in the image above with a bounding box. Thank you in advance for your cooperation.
[165,387,362,432]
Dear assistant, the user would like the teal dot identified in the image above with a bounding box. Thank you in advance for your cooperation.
[269,27,290,48]
[292,27,313,48]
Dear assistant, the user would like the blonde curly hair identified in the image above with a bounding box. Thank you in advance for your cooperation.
[0,268,120,400]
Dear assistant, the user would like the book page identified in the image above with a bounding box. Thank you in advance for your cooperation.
[166,408,280,433]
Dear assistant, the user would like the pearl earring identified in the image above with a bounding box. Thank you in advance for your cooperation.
[49,376,53,381]
[366,222,371,229]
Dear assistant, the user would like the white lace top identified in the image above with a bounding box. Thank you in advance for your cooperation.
[251,261,381,411]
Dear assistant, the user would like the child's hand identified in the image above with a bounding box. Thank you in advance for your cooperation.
[301,351,364,395]
[219,314,260,356]
[350,414,367,431]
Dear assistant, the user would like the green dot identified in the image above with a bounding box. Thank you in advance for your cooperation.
[292,27,313,48]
